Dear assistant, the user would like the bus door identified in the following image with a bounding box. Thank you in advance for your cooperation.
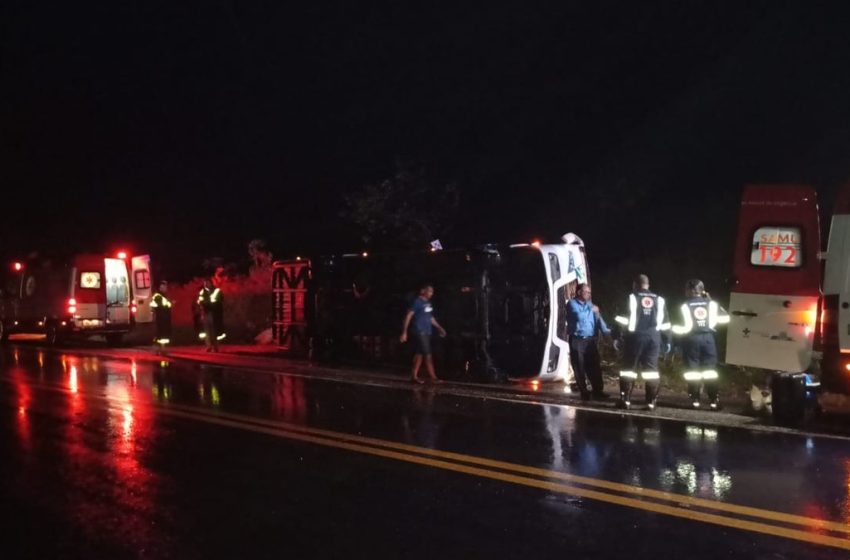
[726,185,821,372]
[104,258,131,325]
[131,255,153,323]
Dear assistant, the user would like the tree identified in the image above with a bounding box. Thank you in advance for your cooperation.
[341,161,460,250]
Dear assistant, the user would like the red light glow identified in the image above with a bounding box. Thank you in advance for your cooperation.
[130,304,138,314]
[12,262,23,271]
[531,240,541,247]
[117,251,128,259]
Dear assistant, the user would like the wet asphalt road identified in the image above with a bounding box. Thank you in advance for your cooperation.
[1,346,850,559]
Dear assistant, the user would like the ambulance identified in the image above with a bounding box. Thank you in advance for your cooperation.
[0,252,153,346]
[726,185,850,423]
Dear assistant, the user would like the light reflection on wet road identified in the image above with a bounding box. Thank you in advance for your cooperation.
[1,345,850,559]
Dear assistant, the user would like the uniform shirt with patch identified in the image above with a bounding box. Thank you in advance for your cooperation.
[410,297,434,335]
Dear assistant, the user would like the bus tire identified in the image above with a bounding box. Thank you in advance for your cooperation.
[106,333,124,347]
[45,323,63,347]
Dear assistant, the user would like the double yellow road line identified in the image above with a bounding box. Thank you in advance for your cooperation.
[4,374,850,551]
[150,403,850,551]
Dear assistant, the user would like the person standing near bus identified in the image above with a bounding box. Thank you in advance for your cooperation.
[400,284,447,383]
[198,278,224,352]
[150,280,173,352]
[672,279,730,410]
[565,283,612,400]
[614,274,672,410]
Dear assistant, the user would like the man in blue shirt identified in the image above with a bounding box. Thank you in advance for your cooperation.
[400,284,447,383]
[566,283,612,400]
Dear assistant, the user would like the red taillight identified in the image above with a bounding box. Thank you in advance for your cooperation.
[12,262,23,272]
[130,304,138,314]
[67,298,77,315]
[117,251,128,260]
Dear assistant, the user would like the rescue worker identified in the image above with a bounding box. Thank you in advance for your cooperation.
[150,280,173,352]
[672,279,730,410]
[198,278,225,352]
[614,274,671,410]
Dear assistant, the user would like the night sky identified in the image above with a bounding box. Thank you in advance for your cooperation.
[3,2,850,281]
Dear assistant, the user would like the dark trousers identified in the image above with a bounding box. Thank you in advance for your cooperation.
[569,336,604,395]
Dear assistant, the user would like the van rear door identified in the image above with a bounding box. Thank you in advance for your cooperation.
[725,185,821,372]
[104,258,131,325]
[131,255,153,323]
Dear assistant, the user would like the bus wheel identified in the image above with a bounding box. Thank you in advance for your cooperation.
[45,324,63,347]
[106,334,124,347]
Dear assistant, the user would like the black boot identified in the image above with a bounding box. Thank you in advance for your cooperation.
[706,382,721,411]
[618,378,634,410]
[687,382,702,409]
[645,381,660,411]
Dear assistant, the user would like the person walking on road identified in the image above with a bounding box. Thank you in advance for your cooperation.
[150,280,173,353]
[614,274,672,411]
[565,283,612,400]
[672,279,730,410]
[400,284,447,384]
[198,278,225,353]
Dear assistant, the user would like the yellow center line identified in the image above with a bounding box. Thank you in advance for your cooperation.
[139,405,850,552]
[4,374,850,549]
[163,402,850,536]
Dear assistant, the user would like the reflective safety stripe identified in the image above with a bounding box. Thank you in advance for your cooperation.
[683,371,702,381]
[702,370,719,380]
[150,300,158,308]
[641,371,660,380]
[672,303,693,335]
[709,301,729,328]
[627,294,637,332]
[620,371,638,379]
[656,298,671,331]
[198,332,207,340]
[211,288,221,303]
[155,338,171,345]
[216,333,227,341]
[615,316,629,326]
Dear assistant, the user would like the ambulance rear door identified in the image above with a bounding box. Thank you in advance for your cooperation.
[131,255,153,323]
[104,258,131,326]
[725,185,821,372]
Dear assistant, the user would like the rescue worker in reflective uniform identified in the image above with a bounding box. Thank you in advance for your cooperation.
[198,278,225,352]
[672,279,730,410]
[150,280,173,352]
[614,274,671,410]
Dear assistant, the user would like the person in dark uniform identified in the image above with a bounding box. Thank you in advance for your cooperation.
[198,278,225,352]
[614,274,672,410]
[672,279,730,410]
[400,284,447,383]
[150,280,173,352]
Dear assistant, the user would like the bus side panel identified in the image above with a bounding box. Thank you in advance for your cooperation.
[821,190,850,393]
[726,185,821,372]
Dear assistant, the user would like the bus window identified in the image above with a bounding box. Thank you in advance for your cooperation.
[548,253,561,282]
[750,226,803,268]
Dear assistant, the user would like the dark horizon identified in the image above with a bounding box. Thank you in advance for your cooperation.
[3,2,850,279]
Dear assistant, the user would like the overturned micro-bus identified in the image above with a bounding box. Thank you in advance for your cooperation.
[272,234,588,383]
